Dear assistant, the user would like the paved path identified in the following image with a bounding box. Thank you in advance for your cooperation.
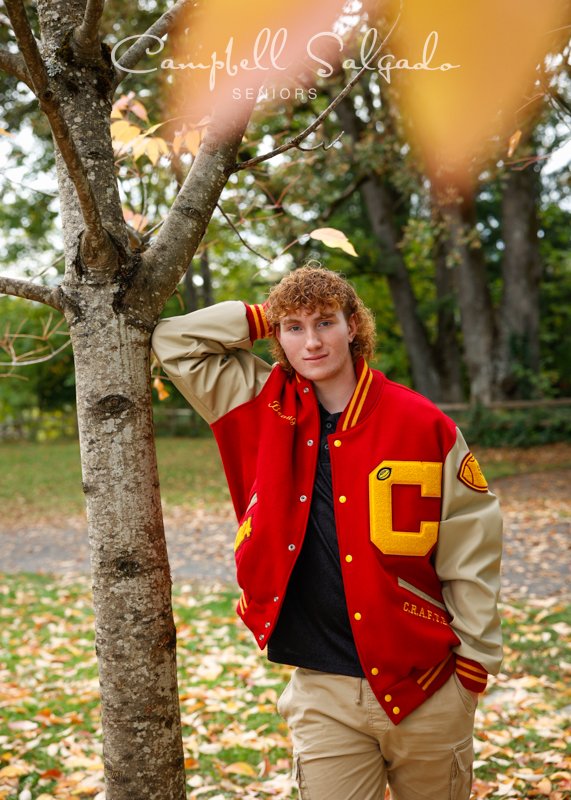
[1,472,569,601]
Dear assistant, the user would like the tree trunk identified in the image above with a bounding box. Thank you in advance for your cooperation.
[32,1,187,796]
[497,166,542,397]
[433,222,464,402]
[360,178,443,400]
[184,260,199,311]
[67,289,185,800]
[200,248,213,307]
[441,198,497,403]
[334,93,443,400]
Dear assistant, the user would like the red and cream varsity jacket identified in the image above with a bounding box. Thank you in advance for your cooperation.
[152,300,503,724]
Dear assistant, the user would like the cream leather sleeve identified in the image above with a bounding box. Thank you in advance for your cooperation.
[436,428,503,674]
[151,301,273,424]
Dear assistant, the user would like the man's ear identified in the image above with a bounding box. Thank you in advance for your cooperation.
[347,313,357,342]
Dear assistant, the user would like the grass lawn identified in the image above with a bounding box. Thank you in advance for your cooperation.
[0,575,569,800]
[0,437,231,526]
[1,438,570,527]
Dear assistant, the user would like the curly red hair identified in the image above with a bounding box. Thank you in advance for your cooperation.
[265,264,376,371]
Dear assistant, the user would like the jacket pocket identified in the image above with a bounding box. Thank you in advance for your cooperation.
[398,577,448,612]
[453,672,478,714]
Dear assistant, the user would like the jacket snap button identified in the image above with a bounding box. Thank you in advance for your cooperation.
[354,612,362,621]
[307,439,314,446]
[393,707,401,715]
[334,439,342,447]
[345,554,353,563]
[273,596,279,602]
[300,495,307,502]
[303,387,309,394]
[265,622,271,628]
[384,694,392,702]
[339,495,347,503]
[258,634,265,641]
[288,544,296,551]
[371,668,379,676]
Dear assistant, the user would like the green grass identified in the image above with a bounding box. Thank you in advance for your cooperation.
[0,437,231,524]
[1,438,570,525]
[0,575,569,800]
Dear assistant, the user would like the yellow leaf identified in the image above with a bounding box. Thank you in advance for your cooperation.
[309,227,358,257]
[184,130,202,156]
[153,377,170,401]
[146,122,165,136]
[507,129,522,158]
[134,136,169,165]
[131,137,147,161]
[172,133,185,156]
[224,761,258,777]
[0,127,14,137]
[110,120,142,145]
[0,764,31,778]
[536,777,552,794]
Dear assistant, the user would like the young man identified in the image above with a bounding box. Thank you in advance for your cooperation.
[152,265,503,800]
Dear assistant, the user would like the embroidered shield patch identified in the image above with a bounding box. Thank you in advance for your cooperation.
[458,453,488,493]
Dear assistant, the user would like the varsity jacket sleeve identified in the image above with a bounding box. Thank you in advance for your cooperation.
[436,427,503,693]
[151,301,273,424]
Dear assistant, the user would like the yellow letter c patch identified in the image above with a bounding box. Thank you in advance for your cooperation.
[369,460,442,556]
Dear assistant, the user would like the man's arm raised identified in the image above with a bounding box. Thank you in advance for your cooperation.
[151,301,273,424]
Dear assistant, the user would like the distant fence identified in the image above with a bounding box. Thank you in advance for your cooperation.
[1,399,570,444]
[438,398,571,412]
[0,407,79,442]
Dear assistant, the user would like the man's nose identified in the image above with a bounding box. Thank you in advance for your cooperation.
[305,329,322,349]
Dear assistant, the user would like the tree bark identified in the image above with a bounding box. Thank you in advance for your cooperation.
[67,288,185,800]
[28,1,187,797]
[440,198,497,404]
[334,93,443,400]
[184,260,198,311]
[199,248,213,307]
[497,166,542,397]
[433,222,464,402]
[361,177,443,399]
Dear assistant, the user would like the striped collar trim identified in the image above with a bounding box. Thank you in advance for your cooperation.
[340,360,373,431]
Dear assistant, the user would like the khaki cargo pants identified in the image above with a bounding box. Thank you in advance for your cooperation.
[277,667,477,800]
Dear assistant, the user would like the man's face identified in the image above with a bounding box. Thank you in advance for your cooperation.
[276,306,357,385]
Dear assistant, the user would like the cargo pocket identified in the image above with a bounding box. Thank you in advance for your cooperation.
[449,737,474,800]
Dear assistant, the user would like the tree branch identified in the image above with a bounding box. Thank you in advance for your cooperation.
[111,0,194,91]
[122,107,254,325]
[4,0,116,267]
[73,0,105,56]
[0,275,63,311]
[1,338,71,368]
[216,203,272,263]
[0,47,32,87]
[233,8,403,172]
